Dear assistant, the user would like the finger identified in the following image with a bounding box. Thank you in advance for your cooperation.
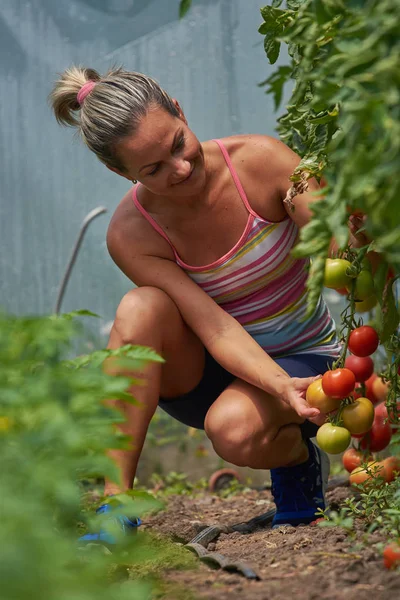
[308,413,327,426]
[292,375,321,390]
[290,396,320,419]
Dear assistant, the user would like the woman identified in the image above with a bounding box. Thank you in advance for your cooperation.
[50,66,360,539]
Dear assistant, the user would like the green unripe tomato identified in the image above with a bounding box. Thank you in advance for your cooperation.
[347,269,375,301]
[324,259,352,290]
[316,422,351,454]
[355,295,377,313]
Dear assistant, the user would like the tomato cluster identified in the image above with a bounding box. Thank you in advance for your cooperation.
[309,322,396,458]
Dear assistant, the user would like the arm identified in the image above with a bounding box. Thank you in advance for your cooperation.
[107,219,320,420]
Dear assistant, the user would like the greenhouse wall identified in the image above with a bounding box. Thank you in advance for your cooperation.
[0,0,295,341]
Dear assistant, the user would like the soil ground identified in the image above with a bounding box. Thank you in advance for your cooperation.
[143,485,400,600]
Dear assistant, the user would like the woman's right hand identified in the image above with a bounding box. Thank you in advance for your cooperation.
[277,375,326,425]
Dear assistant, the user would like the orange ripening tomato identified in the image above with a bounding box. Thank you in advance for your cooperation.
[341,397,375,435]
[322,368,356,399]
[372,377,390,403]
[306,379,342,414]
[349,461,385,486]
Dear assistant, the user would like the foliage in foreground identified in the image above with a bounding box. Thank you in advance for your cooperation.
[0,313,170,600]
[259,0,400,314]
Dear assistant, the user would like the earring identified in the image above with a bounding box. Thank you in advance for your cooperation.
[132,179,138,184]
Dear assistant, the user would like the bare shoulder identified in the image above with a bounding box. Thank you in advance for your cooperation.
[106,188,174,264]
[220,134,298,175]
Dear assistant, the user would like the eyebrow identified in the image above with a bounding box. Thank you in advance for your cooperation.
[139,128,183,173]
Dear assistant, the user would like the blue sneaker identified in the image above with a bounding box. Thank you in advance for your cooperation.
[79,502,141,545]
[270,438,330,528]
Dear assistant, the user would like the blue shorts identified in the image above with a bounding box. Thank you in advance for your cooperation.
[159,351,335,439]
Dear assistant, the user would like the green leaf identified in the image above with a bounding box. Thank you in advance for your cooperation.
[260,66,293,110]
[264,37,281,64]
[179,0,192,19]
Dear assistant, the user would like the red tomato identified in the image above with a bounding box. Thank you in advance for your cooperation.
[375,401,400,432]
[306,379,342,414]
[364,373,379,404]
[360,408,392,452]
[345,355,374,383]
[383,542,400,569]
[342,448,372,473]
[342,397,375,435]
[322,368,356,399]
[348,326,379,357]
[382,457,400,483]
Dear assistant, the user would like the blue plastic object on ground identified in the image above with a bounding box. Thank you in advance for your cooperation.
[79,502,141,545]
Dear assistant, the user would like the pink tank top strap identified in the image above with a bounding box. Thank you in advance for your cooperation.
[211,139,259,219]
[132,185,180,261]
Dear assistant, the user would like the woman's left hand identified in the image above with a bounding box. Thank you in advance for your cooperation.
[279,376,327,426]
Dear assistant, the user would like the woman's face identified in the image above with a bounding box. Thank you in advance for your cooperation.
[113,102,207,197]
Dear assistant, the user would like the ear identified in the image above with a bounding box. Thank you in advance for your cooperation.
[172,98,187,125]
[106,164,132,181]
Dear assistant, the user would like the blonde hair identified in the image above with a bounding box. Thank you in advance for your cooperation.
[49,65,179,171]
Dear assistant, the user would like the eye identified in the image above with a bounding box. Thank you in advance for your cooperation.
[175,135,185,151]
[148,164,160,176]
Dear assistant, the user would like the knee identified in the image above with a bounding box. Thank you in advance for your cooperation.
[113,286,178,344]
[205,402,270,467]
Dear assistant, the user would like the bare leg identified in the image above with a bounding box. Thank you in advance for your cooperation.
[204,378,309,470]
[104,286,205,495]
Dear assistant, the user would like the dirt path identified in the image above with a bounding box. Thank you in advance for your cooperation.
[144,486,400,599]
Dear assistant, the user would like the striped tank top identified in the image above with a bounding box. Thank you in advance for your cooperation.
[133,139,340,359]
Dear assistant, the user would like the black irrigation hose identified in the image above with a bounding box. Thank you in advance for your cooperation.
[184,473,350,580]
[54,207,107,314]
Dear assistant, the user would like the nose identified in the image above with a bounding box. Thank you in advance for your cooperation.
[171,158,192,184]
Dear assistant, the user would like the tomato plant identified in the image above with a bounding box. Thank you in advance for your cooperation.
[348,326,379,357]
[383,542,400,570]
[306,379,341,414]
[316,423,351,454]
[341,397,374,435]
[321,368,356,399]
[324,258,352,290]
[344,355,374,383]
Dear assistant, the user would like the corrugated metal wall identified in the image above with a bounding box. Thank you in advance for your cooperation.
[0,0,293,340]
